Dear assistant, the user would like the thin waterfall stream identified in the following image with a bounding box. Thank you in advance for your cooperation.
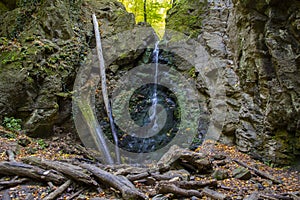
[149,41,160,132]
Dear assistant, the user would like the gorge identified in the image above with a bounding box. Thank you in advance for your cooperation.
[0,0,299,166]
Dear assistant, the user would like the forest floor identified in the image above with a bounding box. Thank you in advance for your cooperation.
[0,126,299,200]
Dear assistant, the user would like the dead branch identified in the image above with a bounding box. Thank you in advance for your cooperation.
[44,180,72,200]
[261,193,294,200]
[67,188,85,200]
[156,182,203,198]
[202,187,229,200]
[259,193,279,200]
[81,163,147,200]
[114,166,150,176]
[127,172,150,182]
[92,13,120,164]
[170,180,218,189]
[284,192,300,200]
[233,159,282,184]
[0,178,29,190]
[22,157,98,186]
[151,172,181,181]
[0,161,66,185]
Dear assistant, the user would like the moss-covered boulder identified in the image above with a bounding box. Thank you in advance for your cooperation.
[165,0,207,38]
[0,0,137,137]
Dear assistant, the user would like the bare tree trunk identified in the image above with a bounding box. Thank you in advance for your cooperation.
[92,13,120,164]
[144,0,147,22]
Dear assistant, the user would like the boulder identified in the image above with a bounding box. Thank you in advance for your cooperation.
[232,167,251,180]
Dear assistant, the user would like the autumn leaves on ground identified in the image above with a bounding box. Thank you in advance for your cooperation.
[0,125,299,200]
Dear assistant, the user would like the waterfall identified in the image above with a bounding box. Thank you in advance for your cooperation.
[149,41,159,132]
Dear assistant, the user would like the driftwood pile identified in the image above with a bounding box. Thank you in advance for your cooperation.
[0,144,294,200]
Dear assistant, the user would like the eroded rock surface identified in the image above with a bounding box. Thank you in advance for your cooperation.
[166,0,300,165]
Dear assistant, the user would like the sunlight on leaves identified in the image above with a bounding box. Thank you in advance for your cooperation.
[118,0,173,38]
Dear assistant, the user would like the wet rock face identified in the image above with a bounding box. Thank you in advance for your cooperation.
[0,0,137,137]
[166,0,300,165]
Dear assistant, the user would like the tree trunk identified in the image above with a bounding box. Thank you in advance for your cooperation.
[144,0,147,23]
[92,13,120,164]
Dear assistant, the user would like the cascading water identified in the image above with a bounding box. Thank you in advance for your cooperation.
[149,41,160,132]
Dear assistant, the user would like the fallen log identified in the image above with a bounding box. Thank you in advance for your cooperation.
[0,161,66,185]
[156,182,203,198]
[169,180,218,189]
[44,179,72,200]
[22,157,98,186]
[114,166,150,176]
[151,172,182,181]
[127,172,150,182]
[233,159,282,184]
[81,163,147,200]
[67,188,85,200]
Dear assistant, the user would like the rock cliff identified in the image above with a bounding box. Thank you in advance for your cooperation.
[166,0,300,165]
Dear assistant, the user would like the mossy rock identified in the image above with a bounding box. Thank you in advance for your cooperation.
[166,0,207,38]
[0,0,138,137]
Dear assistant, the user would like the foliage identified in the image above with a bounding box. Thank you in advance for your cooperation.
[118,0,173,38]
[188,66,197,78]
[2,117,22,132]
[36,139,48,149]
[264,160,275,168]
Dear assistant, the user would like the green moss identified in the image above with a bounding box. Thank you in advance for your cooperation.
[188,66,197,78]
[271,130,295,164]
[166,0,207,38]
[1,50,24,65]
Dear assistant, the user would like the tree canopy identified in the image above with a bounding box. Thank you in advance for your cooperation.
[118,0,173,38]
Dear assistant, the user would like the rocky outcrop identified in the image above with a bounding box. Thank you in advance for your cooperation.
[228,0,300,165]
[166,0,300,165]
[0,0,137,136]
